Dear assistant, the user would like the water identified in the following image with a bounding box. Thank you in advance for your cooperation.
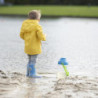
[0,16,98,77]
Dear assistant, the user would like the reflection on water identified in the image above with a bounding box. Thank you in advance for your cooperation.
[0,71,56,98]
[0,16,98,77]
[25,78,40,98]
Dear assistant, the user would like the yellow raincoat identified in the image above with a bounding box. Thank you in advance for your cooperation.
[20,19,46,55]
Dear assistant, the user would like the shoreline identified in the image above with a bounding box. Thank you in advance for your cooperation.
[0,14,98,19]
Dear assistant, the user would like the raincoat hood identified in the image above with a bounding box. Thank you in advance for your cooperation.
[22,19,39,32]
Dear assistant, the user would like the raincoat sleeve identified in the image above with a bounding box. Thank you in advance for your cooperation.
[37,25,46,41]
[20,23,25,40]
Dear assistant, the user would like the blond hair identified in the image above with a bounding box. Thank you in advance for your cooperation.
[28,10,41,20]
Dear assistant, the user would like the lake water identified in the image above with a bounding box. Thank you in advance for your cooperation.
[0,16,98,77]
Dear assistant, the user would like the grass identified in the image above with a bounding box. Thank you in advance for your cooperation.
[0,5,98,17]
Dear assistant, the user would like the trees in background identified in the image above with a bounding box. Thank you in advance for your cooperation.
[5,0,98,5]
[0,0,5,4]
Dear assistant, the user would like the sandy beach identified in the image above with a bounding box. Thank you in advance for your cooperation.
[45,76,98,98]
[0,16,98,98]
[0,70,98,98]
[0,70,56,98]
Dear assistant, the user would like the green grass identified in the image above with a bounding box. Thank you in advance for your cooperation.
[0,5,98,17]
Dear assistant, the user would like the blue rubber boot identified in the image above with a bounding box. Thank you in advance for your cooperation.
[27,64,41,78]
[26,63,29,77]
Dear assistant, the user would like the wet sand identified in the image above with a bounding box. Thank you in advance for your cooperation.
[45,76,98,98]
[0,70,56,98]
[0,70,98,98]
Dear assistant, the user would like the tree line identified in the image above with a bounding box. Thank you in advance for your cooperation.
[5,0,98,5]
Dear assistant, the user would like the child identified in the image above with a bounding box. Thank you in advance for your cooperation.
[20,10,46,78]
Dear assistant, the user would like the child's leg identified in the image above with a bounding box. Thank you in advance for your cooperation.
[27,54,41,78]
[26,55,31,76]
[29,55,38,66]
[29,55,38,76]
